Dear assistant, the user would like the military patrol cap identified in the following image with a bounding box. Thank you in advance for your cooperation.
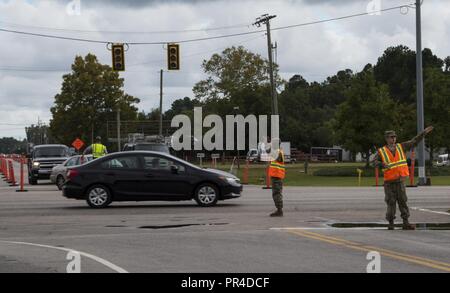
[384,130,397,138]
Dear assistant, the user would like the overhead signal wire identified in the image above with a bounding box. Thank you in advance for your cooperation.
[0,3,414,45]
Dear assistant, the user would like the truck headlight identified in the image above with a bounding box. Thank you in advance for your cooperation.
[32,162,40,169]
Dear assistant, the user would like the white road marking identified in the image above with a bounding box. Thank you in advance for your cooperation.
[0,241,128,273]
[270,227,387,231]
[411,207,450,216]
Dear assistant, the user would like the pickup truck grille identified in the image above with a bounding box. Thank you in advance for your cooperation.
[38,160,66,170]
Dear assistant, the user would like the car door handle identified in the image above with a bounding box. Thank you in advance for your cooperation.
[145,173,154,178]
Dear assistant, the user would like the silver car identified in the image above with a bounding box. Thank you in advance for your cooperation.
[50,155,94,190]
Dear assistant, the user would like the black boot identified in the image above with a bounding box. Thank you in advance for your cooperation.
[270,208,283,217]
[402,220,416,230]
[388,220,395,230]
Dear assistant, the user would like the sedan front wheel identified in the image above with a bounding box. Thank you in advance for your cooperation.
[194,183,219,207]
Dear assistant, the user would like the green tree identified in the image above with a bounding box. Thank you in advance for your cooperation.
[278,70,353,152]
[374,45,443,104]
[0,137,27,154]
[444,56,450,73]
[424,67,450,157]
[25,124,55,145]
[193,46,278,117]
[164,97,201,120]
[333,69,398,165]
[50,54,140,148]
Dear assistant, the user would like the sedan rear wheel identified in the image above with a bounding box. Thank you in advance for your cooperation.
[86,185,112,208]
[56,175,65,190]
[194,183,219,207]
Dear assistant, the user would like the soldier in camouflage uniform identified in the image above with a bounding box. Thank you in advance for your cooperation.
[373,126,433,230]
[268,138,286,217]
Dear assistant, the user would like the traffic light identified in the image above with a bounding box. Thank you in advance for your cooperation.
[111,43,125,71]
[167,43,180,70]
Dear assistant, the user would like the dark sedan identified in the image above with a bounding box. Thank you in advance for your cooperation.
[62,151,242,208]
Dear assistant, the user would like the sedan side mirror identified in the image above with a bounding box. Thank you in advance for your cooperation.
[170,165,179,174]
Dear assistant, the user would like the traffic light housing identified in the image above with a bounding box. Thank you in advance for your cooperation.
[112,43,125,71]
[167,43,180,70]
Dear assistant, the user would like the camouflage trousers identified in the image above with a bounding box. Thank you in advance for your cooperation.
[384,181,410,222]
[271,177,283,209]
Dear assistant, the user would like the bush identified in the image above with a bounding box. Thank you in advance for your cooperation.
[314,167,376,177]
[429,167,450,176]
[313,166,450,177]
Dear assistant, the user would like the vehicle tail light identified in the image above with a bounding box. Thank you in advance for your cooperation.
[67,169,79,180]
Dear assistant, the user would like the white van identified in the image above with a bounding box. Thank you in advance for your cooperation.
[436,154,449,167]
[246,142,294,163]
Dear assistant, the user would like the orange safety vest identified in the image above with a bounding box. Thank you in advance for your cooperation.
[268,150,286,179]
[378,143,410,182]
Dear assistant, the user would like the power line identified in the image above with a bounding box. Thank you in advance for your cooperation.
[0,20,252,35]
[0,3,414,45]
[0,67,68,72]
[272,5,413,32]
[0,34,266,72]
[128,34,265,67]
[0,28,109,44]
[0,123,29,126]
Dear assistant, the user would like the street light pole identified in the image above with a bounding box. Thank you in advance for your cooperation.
[415,0,426,185]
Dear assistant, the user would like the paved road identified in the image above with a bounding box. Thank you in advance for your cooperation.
[0,161,449,273]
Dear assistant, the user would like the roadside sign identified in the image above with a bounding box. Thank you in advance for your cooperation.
[197,153,205,158]
[72,138,85,151]
[211,153,220,169]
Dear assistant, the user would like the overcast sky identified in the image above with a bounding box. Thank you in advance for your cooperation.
[0,0,449,139]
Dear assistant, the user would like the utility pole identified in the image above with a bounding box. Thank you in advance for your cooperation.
[415,0,426,185]
[159,69,164,137]
[117,107,121,152]
[254,14,278,115]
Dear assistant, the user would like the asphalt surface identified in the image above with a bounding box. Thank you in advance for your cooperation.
[0,161,449,273]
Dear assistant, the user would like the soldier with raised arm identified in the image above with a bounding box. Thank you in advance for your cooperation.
[373,126,433,230]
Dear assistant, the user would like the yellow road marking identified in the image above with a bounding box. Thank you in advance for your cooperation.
[295,230,450,267]
[301,230,450,268]
[285,229,450,272]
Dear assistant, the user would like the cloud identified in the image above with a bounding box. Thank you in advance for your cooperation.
[84,0,216,8]
[0,0,449,139]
